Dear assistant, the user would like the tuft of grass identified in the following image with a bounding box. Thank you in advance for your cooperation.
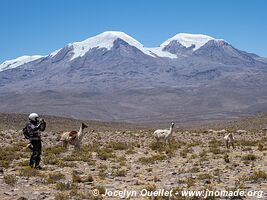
[0,146,20,168]
[44,145,65,156]
[208,139,222,147]
[19,166,43,177]
[4,174,17,186]
[198,173,213,180]
[144,183,156,191]
[54,192,69,200]
[98,169,106,180]
[112,168,127,177]
[242,154,257,161]
[247,170,267,183]
[258,143,266,151]
[149,140,183,153]
[96,186,106,195]
[72,171,94,183]
[180,147,193,158]
[139,154,167,165]
[56,182,73,191]
[84,174,94,182]
[43,154,61,165]
[238,139,258,147]
[97,148,115,160]
[107,141,129,150]
[209,146,223,155]
[185,177,196,187]
[47,172,65,184]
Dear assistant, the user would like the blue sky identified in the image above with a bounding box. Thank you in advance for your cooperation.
[0,0,266,63]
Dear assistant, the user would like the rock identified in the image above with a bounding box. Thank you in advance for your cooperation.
[17,197,28,200]
[0,167,4,174]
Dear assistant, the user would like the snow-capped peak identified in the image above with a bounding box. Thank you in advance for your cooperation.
[69,31,155,59]
[0,55,43,72]
[161,33,216,50]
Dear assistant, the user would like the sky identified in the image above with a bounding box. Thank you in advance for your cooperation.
[0,0,267,63]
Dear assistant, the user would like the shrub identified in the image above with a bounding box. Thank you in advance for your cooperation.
[238,140,258,146]
[144,183,156,191]
[4,174,17,186]
[139,154,167,165]
[112,169,126,177]
[54,192,69,200]
[198,173,213,180]
[242,154,257,161]
[0,146,20,168]
[44,145,65,156]
[108,141,129,150]
[47,172,65,184]
[209,146,223,155]
[19,167,43,177]
[180,147,193,158]
[56,182,73,191]
[97,148,115,160]
[247,170,267,183]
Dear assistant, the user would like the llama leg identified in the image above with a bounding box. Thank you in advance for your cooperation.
[63,141,68,149]
[226,141,229,149]
[232,142,235,150]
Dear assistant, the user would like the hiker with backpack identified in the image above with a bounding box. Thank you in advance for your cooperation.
[23,113,46,169]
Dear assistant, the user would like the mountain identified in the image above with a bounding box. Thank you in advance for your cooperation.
[0,55,43,72]
[0,31,267,123]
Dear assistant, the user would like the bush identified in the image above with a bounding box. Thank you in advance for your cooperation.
[54,192,69,200]
[242,154,257,161]
[56,182,73,191]
[0,146,20,168]
[112,169,126,177]
[47,172,65,184]
[139,154,167,165]
[108,141,129,150]
[97,148,115,160]
[19,167,43,177]
[4,174,17,186]
[198,173,213,180]
[238,140,258,146]
[247,170,267,183]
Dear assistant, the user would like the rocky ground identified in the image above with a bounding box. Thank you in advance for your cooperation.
[0,113,267,200]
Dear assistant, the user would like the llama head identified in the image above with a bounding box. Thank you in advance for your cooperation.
[82,123,88,129]
[171,122,175,128]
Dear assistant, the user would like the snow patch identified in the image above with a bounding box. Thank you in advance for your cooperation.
[69,31,156,60]
[0,55,43,72]
[147,47,177,58]
[161,33,216,50]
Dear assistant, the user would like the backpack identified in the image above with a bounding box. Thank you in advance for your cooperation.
[22,126,30,139]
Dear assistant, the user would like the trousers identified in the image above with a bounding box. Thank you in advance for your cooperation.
[29,140,42,167]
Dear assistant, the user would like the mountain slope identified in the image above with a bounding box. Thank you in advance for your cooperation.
[0,31,266,123]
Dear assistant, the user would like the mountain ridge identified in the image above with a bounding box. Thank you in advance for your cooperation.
[0,31,267,123]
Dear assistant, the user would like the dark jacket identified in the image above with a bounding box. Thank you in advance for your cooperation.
[26,120,46,141]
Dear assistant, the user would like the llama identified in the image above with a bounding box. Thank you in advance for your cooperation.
[61,123,88,150]
[153,122,175,144]
[224,133,235,149]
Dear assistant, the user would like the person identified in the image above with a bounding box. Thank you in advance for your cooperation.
[25,113,46,169]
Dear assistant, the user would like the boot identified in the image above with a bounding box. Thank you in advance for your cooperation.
[35,165,43,170]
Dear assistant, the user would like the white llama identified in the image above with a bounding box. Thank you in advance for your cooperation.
[153,122,175,144]
[61,123,88,150]
[224,132,235,149]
